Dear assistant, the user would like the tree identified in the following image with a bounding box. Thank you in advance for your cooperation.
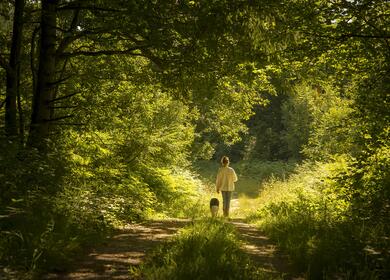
[3,0,25,139]
[23,0,281,151]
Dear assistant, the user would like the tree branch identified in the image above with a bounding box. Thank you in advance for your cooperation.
[304,30,390,41]
[59,46,149,58]
[49,105,79,109]
[48,91,81,103]
[56,7,82,55]
[338,33,390,39]
[46,115,74,122]
[57,4,125,13]
[47,75,72,86]
[53,122,85,126]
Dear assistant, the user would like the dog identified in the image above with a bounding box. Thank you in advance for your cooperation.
[210,197,219,217]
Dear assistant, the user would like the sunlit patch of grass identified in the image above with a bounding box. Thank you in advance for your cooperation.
[234,194,262,218]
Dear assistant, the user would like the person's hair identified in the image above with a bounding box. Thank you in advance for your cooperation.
[221,156,230,167]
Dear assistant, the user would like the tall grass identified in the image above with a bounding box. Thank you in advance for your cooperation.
[132,219,280,280]
[247,158,389,279]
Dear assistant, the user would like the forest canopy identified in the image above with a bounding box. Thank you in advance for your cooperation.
[0,0,389,278]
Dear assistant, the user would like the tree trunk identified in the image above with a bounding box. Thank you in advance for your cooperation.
[5,0,25,138]
[28,0,59,150]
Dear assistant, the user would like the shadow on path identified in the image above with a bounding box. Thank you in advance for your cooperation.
[44,219,189,280]
[230,219,304,280]
[44,217,303,280]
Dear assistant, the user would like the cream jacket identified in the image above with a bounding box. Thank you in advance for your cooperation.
[216,166,238,192]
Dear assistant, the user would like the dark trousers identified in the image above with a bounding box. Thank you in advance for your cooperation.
[221,191,232,216]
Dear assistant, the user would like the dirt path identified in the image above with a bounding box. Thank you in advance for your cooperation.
[230,219,303,280]
[43,215,302,280]
[44,219,190,280]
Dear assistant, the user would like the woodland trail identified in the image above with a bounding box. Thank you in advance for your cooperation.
[44,219,190,280]
[44,216,301,280]
[230,219,303,280]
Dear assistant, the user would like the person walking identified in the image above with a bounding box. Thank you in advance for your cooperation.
[216,156,238,218]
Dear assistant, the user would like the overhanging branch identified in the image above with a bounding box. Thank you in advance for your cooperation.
[57,4,125,13]
[48,91,81,103]
[339,33,390,39]
[47,75,72,86]
[46,115,74,122]
[59,46,149,58]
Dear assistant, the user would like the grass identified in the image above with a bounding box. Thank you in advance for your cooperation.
[130,219,280,280]
[194,159,389,279]
[246,160,388,279]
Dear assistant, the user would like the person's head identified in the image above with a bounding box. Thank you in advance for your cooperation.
[221,156,230,167]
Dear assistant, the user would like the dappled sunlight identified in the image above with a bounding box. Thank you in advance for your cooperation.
[229,219,299,278]
[44,219,189,279]
[1,0,388,278]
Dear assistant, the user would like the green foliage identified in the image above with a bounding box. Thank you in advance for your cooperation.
[288,82,357,160]
[247,159,389,279]
[133,219,276,280]
[0,140,107,273]
[1,0,388,278]
[0,134,207,274]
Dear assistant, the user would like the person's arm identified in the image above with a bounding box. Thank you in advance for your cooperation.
[232,168,238,182]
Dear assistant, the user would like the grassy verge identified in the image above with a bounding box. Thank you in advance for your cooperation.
[247,158,389,279]
[130,219,280,280]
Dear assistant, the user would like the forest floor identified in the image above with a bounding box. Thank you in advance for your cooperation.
[43,216,303,279]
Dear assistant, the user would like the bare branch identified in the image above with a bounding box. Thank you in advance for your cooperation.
[49,105,79,109]
[68,7,81,32]
[57,3,125,13]
[46,115,74,122]
[339,33,390,39]
[47,75,72,86]
[59,46,149,58]
[54,122,85,126]
[48,91,81,103]
[303,30,390,41]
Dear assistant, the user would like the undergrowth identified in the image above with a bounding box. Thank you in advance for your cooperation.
[130,219,280,280]
[247,156,389,279]
[0,137,205,278]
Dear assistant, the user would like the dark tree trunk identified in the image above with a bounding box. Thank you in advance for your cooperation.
[5,0,25,138]
[28,0,59,150]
